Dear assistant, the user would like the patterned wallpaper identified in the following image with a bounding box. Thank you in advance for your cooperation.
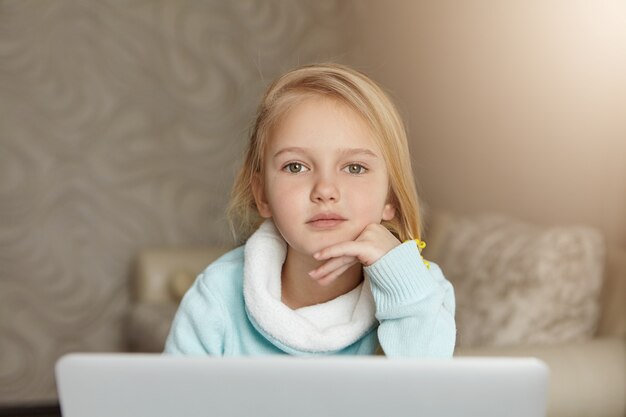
[0,0,354,403]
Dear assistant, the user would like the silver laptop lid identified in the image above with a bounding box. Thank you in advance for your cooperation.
[56,354,549,417]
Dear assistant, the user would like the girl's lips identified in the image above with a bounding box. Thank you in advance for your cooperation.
[307,214,347,229]
[307,219,346,229]
[308,213,346,222]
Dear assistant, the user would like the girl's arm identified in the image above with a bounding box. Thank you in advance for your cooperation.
[310,225,456,358]
[364,241,456,358]
[163,273,227,355]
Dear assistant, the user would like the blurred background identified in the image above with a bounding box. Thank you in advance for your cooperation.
[0,0,624,410]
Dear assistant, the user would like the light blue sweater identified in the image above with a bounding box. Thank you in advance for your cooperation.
[164,221,456,357]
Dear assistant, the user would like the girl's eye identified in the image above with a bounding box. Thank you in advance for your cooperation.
[284,162,308,173]
[344,164,367,175]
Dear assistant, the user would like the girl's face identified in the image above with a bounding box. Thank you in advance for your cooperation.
[253,96,395,257]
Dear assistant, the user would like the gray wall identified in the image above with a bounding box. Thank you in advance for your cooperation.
[0,0,355,403]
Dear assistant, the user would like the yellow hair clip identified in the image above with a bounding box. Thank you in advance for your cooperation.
[404,239,430,269]
[404,239,426,249]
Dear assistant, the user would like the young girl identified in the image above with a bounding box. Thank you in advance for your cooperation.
[164,63,456,357]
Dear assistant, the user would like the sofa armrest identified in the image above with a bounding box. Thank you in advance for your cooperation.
[455,337,626,417]
[133,246,230,304]
[127,246,230,352]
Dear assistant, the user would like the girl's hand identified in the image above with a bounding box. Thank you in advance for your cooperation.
[308,223,401,286]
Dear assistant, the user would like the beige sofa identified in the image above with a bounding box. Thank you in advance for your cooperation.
[425,212,626,417]
[127,214,626,417]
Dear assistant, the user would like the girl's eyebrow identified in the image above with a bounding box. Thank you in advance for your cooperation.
[273,147,379,159]
[272,147,308,158]
[339,148,379,159]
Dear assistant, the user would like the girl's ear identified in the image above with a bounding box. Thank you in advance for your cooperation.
[382,203,396,221]
[252,174,272,218]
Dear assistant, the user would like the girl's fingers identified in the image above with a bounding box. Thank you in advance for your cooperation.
[314,224,402,267]
[309,255,357,280]
[314,240,382,267]
[314,241,369,262]
[309,224,403,284]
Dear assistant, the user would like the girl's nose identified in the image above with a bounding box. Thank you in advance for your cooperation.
[310,176,340,203]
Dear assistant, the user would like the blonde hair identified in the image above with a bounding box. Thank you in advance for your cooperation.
[228,63,422,244]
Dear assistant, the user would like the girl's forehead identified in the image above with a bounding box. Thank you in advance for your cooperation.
[266,96,381,154]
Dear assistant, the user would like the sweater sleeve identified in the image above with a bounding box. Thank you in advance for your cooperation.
[163,271,228,356]
[364,240,456,358]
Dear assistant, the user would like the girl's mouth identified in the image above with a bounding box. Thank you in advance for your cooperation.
[307,213,346,229]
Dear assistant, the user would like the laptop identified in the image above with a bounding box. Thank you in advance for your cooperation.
[55,354,549,417]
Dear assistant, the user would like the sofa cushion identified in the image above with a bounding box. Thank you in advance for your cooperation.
[426,212,605,348]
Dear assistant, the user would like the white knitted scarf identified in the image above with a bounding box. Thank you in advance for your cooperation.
[243,220,376,353]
